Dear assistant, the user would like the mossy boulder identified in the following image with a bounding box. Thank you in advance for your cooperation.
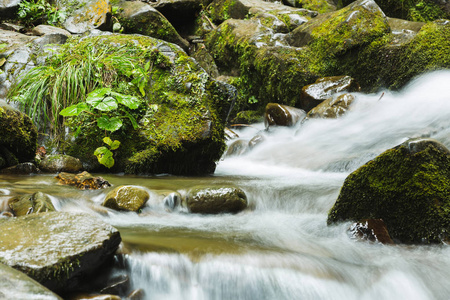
[283,0,336,13]
[0,212,121,292]
[306,93,355,119]
[9,192,56,217]
[185,186,248,214]
[55,171,111,190]
[0,162,39,175]
[51,34,231,175]
[0,103,37,166]
[328,138,450,244]
[39,154,83,173]
[102,185,150,212]
[0,262,62,300]
[115,0,189,51]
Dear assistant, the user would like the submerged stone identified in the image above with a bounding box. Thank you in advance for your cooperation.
[306,93,355,119]
[186,186,248,214]
[55,171,111,190]
[328,138,450,244]
[9,191,55,216]
[102,186,150,212]
[0,212,121,292]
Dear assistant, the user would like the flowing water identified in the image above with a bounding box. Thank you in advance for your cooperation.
[2,71,450,299]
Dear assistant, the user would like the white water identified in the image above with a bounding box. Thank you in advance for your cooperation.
[117,71,450,300]
[3,71,450,299]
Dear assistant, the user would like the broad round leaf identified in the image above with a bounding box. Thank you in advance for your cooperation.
[97,116,123,132]
[59,103,89,116]
[110,140,121,150]
[88,96,118,112]
[113,92,140,109]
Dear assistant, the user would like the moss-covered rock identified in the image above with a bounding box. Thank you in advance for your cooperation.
[0,212,121,292]
[9,192,56,217]
[63,0,112,34]
[0,103,37,165]
[115,0,189,51]
[328,138,450,244]
[284,0,336,13]
[102,185,150,212]
[339,0,450,22]
[185,186,248,214]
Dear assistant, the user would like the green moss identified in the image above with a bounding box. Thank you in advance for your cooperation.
[295,0,335,13]
[328,142,450,244]
[207,0,237,24]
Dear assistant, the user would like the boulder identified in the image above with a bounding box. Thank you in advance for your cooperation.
[328,138,450,244]
[8,191,55,216]
[283,0,336,13]
[39,154,83,173]
[0,262,62,300]
[300,76,360,112]
[225,139,249,157]
[62,0,112,34]
[115,0,189,51]
[348,219,394,244]
[0,162,39,175]
[186,186,248,214]
[0,103,37,165]
[31,25,72,38]
[55,171,111,190]
[102,186,150,212]
[306,93,355,118]
[264,103,306,127]
[0,212,121,292]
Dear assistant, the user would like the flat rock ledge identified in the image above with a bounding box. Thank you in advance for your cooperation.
[0,212,121,293]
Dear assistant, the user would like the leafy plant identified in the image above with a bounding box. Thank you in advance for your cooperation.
[60,88,140,168]
[94,137,121,168]
[17,0,67,26]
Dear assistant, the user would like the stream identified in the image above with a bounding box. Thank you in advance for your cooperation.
[2,71,450,299]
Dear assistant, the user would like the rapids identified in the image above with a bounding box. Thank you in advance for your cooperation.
[2,71,450,299]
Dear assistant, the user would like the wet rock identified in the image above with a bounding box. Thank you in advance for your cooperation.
[55,171,111,190]
[0,103,37,165]
[0,212,121,292]
[349,219,394,244]
[328,138,450,244]
[32,25,72,38]
[306,93,355,119]
[283,0,336,13]
[248,134,265,149]
[0,262,62,300]
[190,43,220,78]
[264,103,306,128]
[67,294,121,300]
[186,186,248,214]
[300,76,360,112]
[40,154,83,173]
[63,0,112,34]
[128,289,145,300]
[163,192,181,211]
[100,274,130,295]
[0,162,38,175]
[8,191,55,216]
[115,0,189,51]
[387,17,425,34]
[102,186,150,212]
[225,139,249,157]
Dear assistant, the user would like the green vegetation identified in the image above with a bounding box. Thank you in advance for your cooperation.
[17,0,67,27]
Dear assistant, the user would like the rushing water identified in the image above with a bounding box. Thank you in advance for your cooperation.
[2,71,450,299]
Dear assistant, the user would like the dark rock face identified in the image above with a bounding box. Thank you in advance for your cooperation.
[0,212,121,292]
[300,76,360,112]
[186,186,248,214]
[102,186,150,212]
[264,103,306,128]
[9,191,56,216]
[55,171,111,190]
[0,104,37,165]
[0,162,38,175]
[39,154,83,173]
[349,219,394,244]
[0,262,62,300]
[0,0,21,18]
[328,138,450,244]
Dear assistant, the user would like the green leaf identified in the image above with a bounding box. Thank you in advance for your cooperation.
[123,110,139,129]
[100,155,114,168]
[87,96,118,112]
[113,92,140,109]
[87,87,111,99]
[110,140,121,150]
[94,146,110,157]
[94,146,114,168]
[103,136,113,147]
[59,103,89,116]
[97,116,123,132]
